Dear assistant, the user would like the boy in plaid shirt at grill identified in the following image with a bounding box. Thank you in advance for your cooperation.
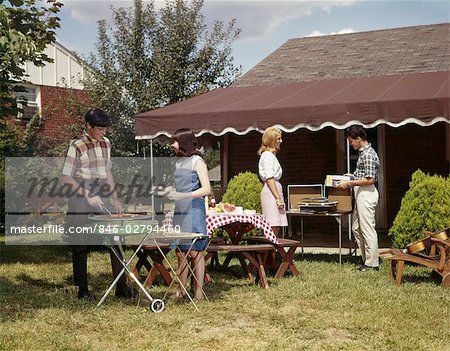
[337,125,380,271]
[61,108,134,300]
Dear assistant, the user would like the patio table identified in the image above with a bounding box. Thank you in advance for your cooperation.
[286,209,352,264]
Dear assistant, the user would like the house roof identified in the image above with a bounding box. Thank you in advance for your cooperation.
[233,23,450,87]
[135,23,450,139]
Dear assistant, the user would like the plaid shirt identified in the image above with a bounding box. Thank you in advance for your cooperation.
[62,132,111,180]
[353,143,379,181]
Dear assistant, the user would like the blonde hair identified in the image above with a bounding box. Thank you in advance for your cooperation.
[258,127,282,155]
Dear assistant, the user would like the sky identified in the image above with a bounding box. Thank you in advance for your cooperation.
[56,0,449,74]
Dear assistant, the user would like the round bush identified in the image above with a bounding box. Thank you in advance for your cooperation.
[221,171,263,213]
[389,170,450,248]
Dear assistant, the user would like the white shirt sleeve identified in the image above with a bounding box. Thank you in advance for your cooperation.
[258,151,282,181]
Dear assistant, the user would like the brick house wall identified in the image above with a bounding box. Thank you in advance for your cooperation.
[40,85,91,139]
[7,85,91,157]
[385,122,449,226]
[226,128,337,186]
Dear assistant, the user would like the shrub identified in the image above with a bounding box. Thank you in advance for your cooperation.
[221,171,263,212]
[219,172,263,239]
[389,170,450,248]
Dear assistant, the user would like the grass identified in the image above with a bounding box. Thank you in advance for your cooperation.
[0,238,449,351]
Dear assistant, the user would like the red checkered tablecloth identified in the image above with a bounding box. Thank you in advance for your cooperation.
[163,212,278,244]
[207,213,279,244]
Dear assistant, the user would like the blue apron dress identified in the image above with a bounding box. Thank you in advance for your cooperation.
[172,155,207,251]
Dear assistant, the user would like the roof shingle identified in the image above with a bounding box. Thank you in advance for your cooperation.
[233,23,450,87]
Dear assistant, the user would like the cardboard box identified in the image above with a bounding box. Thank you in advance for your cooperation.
[287,184,323,210]
[325,174,351,187]
[325,187,353,212]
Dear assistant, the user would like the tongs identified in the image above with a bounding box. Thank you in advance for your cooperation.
[99,203,112,215]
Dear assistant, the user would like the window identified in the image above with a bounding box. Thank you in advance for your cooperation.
[16,86,40,120]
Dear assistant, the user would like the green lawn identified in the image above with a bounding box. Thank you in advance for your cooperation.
[1,240,449,351]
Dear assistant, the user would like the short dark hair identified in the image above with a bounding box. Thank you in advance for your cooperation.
[85,108,111,127]
[346,125,367,140]
[171,128,199,157]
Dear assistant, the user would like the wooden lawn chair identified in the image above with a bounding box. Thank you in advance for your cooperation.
[380,227,450,286]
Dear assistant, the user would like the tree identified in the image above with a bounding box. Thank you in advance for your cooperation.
[0,120,23,225]
[82,0,241,156]
[0,0,63,119]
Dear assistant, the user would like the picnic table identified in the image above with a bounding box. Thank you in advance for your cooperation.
[205,213,274,288]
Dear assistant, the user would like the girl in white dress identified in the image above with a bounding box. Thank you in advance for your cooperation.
[258,127,288,236]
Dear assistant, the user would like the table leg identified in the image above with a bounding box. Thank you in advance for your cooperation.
[222,252,234,268]
[347,213,356,256]
[335,217,342,265]
[237,253,252,279]
[145,249,173,287]
[223,252,252,279]
[241,251,269,289]
[274,246,300,279]
[301,219,304,257]
[288,215,292,238]
[133,250,152,278]
[348,214,352,241]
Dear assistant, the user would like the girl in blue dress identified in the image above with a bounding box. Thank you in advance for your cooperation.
[168,128,211,300]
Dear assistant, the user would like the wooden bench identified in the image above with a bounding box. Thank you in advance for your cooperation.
[205,244,275,288]
[246,237,301,279]
[132,244,173,288]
